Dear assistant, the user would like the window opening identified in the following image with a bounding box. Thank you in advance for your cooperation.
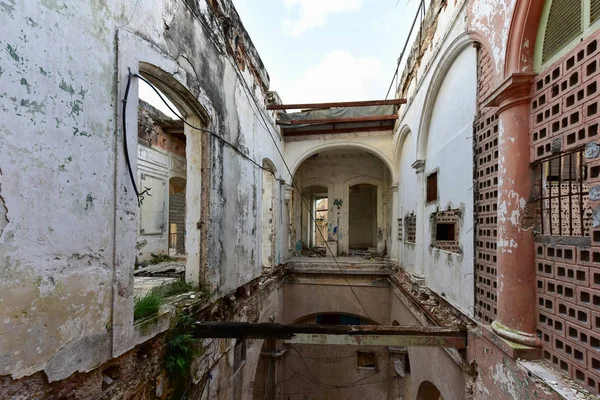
[426,172,438,203]
[357,351,377,370]
[405,214,416,244]
[397,218,403,241]
[315,314,366,325]
[234,339,246,372]
[536,0,600,70]
[432,209,460,253]
[539,149,591,236]
[436,223,456,241]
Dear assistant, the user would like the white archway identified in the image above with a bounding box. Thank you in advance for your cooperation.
[416,33,476,160]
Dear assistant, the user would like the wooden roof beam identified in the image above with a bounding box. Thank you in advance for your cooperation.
[194,322,466,348]
[277,114,398,126]
[282,124,395,137]
[267,99,406,110]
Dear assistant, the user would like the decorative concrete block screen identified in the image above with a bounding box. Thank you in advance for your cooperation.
[397,218,403,241]
[474,111,499,324]
[405,214,416,244]
[532,32,600,395]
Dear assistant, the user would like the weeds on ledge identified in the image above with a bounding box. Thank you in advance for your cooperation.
[133,279,212,320]
[133,291,163,320]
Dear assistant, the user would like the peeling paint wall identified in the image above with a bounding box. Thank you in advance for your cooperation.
[0,0,287,383]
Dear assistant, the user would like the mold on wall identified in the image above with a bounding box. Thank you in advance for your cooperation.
[0,0,286,383]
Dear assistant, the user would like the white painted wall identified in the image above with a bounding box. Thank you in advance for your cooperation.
[394,131,418,272]
[423,46,477,311]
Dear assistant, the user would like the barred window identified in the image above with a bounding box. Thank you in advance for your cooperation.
[539,150,592,236]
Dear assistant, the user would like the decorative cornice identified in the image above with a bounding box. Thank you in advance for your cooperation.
[483,73,537,112]
[411,159,426,173]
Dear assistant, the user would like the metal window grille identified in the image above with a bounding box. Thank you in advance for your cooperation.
[539,149,591,236]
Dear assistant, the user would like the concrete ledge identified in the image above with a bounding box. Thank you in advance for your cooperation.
[482,324,542,360]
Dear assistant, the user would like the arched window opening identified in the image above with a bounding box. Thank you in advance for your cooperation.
[535,0,600,70]
[132,64,208,306]
[262,159,277,272]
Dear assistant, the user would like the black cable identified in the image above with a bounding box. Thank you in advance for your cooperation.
[230,60,375,321]
[133,73,270,174]
[122,70,141,206]
[384,0,423,99]
[174,3,376,321]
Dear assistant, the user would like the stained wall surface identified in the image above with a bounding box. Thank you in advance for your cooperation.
[0,0,289,382]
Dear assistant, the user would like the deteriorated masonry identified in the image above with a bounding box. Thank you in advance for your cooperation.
[533,30,600,396]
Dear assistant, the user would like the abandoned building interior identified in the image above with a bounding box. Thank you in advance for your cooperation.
[4,0,600,399]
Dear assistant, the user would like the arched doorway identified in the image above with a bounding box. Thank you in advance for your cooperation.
[417,381,444,400]
[132,63,209,287]
[293,149,392,255]
[349,183,377,252]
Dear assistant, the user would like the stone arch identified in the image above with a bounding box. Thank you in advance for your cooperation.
[504,0,545,77]
[289,142,393,178]
[392,124,413,184]
[262,158,277,173]
[416,33,482,159]
[138,62,210,124]
[290,312,379,325]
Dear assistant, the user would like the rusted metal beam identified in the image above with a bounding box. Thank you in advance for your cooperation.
[277,114,398,126]
[267,99,406,110]
[194,322,466,348]
[282,124,395,137]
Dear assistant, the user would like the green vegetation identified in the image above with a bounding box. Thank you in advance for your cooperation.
[133,279,212,321]
[152,279,195,298]
[133,291,163,320]
[165,313,203,377]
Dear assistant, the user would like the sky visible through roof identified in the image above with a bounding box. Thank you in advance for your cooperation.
[139,0,422,116]
[233,0,421,103]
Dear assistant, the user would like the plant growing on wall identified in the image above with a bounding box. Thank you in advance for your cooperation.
[165,313,205,396]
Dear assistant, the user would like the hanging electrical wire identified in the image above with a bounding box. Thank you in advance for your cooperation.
[121,71,277,206]
[228,58,376,322]
[384,0,424,99]
[124,9,379,321]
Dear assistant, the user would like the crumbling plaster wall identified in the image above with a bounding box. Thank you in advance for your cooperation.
[393,130,418,271]
[422,45,476,312]
[293,149,391,254]
[389,286,467,400]
[0,0,288,383]
[390,2,476,313]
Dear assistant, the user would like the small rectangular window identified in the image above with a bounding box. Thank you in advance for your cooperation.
[432,209,460,253]
[357,351,376,370]
[426,172,437,203]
